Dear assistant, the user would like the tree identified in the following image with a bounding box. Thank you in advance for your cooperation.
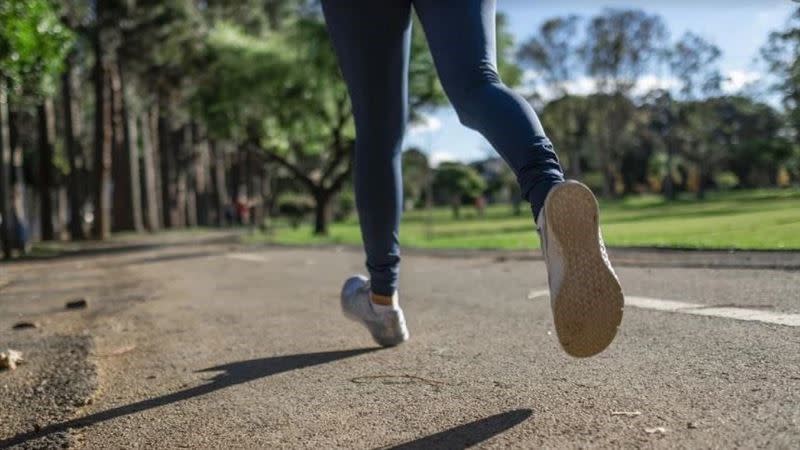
[670,32,723,101]
[119,0,208,230]
[761,7,800,152]
[196,10,522,235]
[0,0,72,254]
[432,162,486,218]
[540,95,591,177]
[517,15,582,98]
[641,89,681,198]
[581,9,668,196]
[401,148,430,209]
[518,16,586,177]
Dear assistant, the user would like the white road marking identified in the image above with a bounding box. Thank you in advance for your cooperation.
[529,290,800,327]
[226,253,270,263]
[626,296,800,327]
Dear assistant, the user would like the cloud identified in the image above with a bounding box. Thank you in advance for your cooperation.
[630,74,681,96]
[722,69,761,93]
[523,70,762,99]
[428,150,458,168]
[407,114,442,136]
[524,72,680,100]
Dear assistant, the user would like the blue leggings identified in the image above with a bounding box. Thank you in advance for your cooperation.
[321,0,565,296]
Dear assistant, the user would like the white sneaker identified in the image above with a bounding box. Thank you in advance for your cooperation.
[538,181,624,357]
[341,275,409,347]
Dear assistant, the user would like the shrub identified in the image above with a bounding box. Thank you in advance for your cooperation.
[334,190,355,222]
[715,171,740,191]
[277,194,314,228]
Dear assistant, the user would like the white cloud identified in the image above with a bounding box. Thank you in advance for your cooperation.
[722,69,761,93]
[428,150,458,168]
[522,70,764,99]
[630,74,681,96]
[407,114,442,136]
[524,72,681,101]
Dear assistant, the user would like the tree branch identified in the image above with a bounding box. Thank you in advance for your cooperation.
[250,141,316,191]
[327,162,353,195]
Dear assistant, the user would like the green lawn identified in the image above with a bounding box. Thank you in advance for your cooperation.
[249,189,800,250]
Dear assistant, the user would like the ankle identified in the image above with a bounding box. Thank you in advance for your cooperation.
[370,291,397,308]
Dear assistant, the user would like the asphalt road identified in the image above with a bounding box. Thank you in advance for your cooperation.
[1,242,799,449]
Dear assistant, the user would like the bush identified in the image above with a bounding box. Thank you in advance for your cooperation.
[715,171,740,191]
[579,172,605,195]
[277,194,314,228]
[334,190,355,222]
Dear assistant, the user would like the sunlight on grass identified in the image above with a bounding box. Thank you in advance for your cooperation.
[248,189,800,250]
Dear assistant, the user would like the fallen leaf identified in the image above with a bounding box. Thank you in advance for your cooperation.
[0,349,24,370]
[12,321,39,330]
[66,298,89,309]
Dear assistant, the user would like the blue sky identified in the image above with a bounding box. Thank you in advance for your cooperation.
[405,0,797,165]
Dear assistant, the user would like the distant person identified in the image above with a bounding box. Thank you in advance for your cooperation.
[235,193,251,225]
[325,0,624,357]
[475,195,486,217]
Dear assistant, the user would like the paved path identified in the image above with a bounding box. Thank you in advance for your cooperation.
[1,243,799,448]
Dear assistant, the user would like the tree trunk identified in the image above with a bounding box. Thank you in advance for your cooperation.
[569,147,582,178]
[9,111,29,251]
[158,108,177,228]
[451,196,460,219]
[174,125,189,228]
[211,140,228,226]
[140,110,161,231]
[184,123,201,228]
[696,166,708,200]
[93,31,113,240]
[0,78,12,258]
[663,145,676,201]
[56,187,68,239]
[127,110,144,230]
[191,124,211,226]
[251,172,264,229]
[37,100,56,241]
[110,60,141,232]
[62,56,86,240]
[313,191,331,235]
[603,166,616,199]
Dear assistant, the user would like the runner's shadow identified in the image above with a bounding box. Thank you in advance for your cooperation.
[0,348,377,448]
[383,408,533,449]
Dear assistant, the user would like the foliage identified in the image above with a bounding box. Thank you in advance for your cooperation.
[432,162,487,217]
[277,193,314,228]
[581,9,668,94]
[0,0,73,97]
[255,189,800,251]
[761,7,800,152]
[517,15,581,96]
[334,190,355,222]
[401,148,430,208]
[671,32,722,100]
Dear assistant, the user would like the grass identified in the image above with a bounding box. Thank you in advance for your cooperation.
[253,188,800,251]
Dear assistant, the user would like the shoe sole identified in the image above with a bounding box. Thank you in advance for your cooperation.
[544,181,624,358]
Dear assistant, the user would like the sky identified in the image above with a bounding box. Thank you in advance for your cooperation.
[404,0,798,166]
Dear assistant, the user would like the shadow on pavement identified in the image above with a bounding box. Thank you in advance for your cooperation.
[8,233,240,265]
[121,250,221,266]
[384,409,533,449]
[0,348,377,447]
